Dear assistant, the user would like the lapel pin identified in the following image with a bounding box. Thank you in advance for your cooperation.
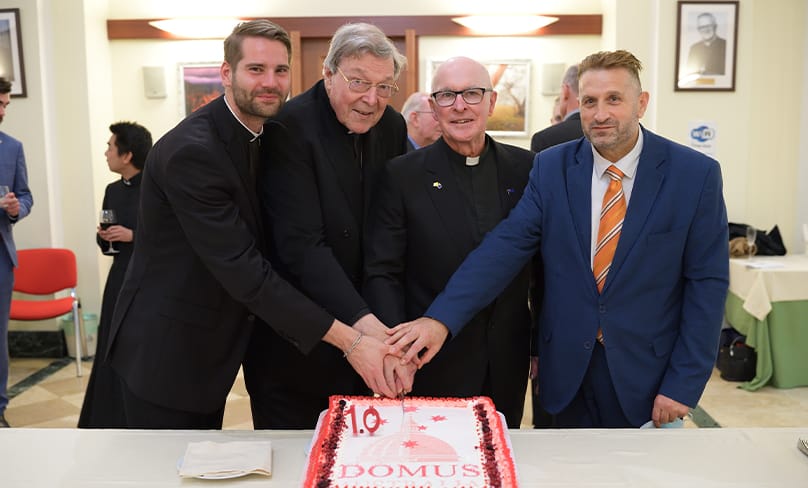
[506,188,515,195]
[433,181,443,190]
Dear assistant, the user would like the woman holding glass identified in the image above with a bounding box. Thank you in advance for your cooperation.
[78,121,152,428]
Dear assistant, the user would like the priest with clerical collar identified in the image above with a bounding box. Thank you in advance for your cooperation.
[363,56,536,428]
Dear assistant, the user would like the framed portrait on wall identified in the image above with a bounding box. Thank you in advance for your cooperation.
[675,1,739,91]
[0,8,26,97]
[178,63,223,117]
[428,59,531,137]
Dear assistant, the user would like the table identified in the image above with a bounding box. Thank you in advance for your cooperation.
[726,254,808,390]
[2,428,808,487]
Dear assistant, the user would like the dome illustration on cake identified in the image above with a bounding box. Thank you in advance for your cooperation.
[360,415,459,463]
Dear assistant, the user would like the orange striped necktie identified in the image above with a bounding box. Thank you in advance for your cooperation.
[593,165,626,293]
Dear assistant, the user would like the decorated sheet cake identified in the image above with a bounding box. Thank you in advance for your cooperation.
[303,395,518,487]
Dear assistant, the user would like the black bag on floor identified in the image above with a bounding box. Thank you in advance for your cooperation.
[717,328,756,382]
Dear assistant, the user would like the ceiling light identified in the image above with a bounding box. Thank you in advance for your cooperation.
[452,15,559,35]
[148,17,244,39]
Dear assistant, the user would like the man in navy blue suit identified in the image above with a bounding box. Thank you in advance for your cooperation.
[388,50,729,428]
[0,77,34,428]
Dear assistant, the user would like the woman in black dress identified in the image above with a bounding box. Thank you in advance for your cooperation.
[78,122,152,428]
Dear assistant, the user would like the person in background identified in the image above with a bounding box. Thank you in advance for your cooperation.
[78,121,152,428]
[364,57,534,428]
[386,50,729,429]
[105,20,391,429]
[401,91,441,152]
[531,64,583,153]
[686,12,726,76]
[0,77,33,429]
[244,22,409,429]
[527,63,585,428]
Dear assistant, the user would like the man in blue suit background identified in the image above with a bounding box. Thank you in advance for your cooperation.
[388,50,729,428]
[0,77,34,428]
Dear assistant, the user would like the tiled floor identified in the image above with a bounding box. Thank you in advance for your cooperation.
[5,356,808,429]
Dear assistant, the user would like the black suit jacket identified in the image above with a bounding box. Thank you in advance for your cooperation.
[246,80,407,402]
[363,137,533,426]
[530,111,584,153]
[107,96,333,414]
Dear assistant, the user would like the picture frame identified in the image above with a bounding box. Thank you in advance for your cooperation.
[675,1,739,91]
[178,63,223,117]
[0,8,26,97]
[428,59,530,137]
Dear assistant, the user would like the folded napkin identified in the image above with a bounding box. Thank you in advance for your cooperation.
[178,440,272,479]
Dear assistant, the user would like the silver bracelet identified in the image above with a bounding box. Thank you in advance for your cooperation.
[343,332,364,358]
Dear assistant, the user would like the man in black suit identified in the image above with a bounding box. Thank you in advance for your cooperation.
[687,12,726,76]
[528,63,586,428]
[530,64,584,153]
[244,23,410,429]
[364,57,534,427]
[106,20,392,429]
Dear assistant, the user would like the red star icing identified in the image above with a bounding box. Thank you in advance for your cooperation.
[380,418,389,425]
[431,415,447,422]
[402,440,419,448]
[403,406,419,413]
[417,425,427,431]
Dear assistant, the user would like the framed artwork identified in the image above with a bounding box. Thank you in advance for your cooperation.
[675,1,739,91]
[428,59,530,137]
[0,9,26,97]
[178,63,223,116]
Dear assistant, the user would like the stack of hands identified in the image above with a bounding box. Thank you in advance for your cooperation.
[346,315,448,399]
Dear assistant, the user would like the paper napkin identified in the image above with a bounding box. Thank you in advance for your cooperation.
[178,440,272,479]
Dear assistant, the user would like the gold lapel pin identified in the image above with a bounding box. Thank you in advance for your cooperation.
[433,181,443,189]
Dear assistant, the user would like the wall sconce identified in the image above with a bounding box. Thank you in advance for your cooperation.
[148,17,244,39]
[451,15,559,35]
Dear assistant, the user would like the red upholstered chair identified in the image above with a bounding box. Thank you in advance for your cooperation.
[9,248,84,376]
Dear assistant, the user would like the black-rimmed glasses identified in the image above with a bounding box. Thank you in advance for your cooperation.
[431,87,491,107]
[336,67,399,98]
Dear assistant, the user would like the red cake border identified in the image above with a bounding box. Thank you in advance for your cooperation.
[303,395,518,487]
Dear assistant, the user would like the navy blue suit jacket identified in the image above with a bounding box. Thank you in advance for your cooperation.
[426,127,729,425]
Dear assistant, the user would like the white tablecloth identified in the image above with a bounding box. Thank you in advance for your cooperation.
[2,428,807,487]
[729,254,808,320]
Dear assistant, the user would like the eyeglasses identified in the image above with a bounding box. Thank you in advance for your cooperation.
[336,67,398,98]
[431,87,491,107]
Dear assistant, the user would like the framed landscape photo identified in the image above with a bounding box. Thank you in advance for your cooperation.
[428,59,530,137]
[0,9,26,97]
[178,63,223,117]
[675,1,739,91]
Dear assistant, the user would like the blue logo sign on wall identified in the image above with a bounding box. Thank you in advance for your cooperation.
[690,125,715,143]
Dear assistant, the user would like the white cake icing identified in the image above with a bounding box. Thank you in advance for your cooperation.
[303,396,517,488]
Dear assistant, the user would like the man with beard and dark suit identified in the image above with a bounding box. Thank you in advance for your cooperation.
[106,20,392,429]
[244,23,409,429]
[364,57,534,427]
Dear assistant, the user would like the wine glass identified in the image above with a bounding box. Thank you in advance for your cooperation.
[745,226,757,260]
[99,209,120,255]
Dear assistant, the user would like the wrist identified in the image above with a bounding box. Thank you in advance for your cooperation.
[343,331,363,358]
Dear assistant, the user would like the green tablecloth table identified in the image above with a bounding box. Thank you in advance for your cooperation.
[725,254,808,390]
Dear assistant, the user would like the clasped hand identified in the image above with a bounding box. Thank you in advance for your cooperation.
[347,314,416,398]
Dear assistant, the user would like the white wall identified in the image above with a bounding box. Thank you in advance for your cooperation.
[4,0,808,331]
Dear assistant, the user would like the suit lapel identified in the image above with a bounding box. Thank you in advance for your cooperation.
[210,97,264,240]
[609,130,666,283]
[566,144,594,269]
[317,88,363,223]
[424,141,477,259]
[492,141,525,215]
